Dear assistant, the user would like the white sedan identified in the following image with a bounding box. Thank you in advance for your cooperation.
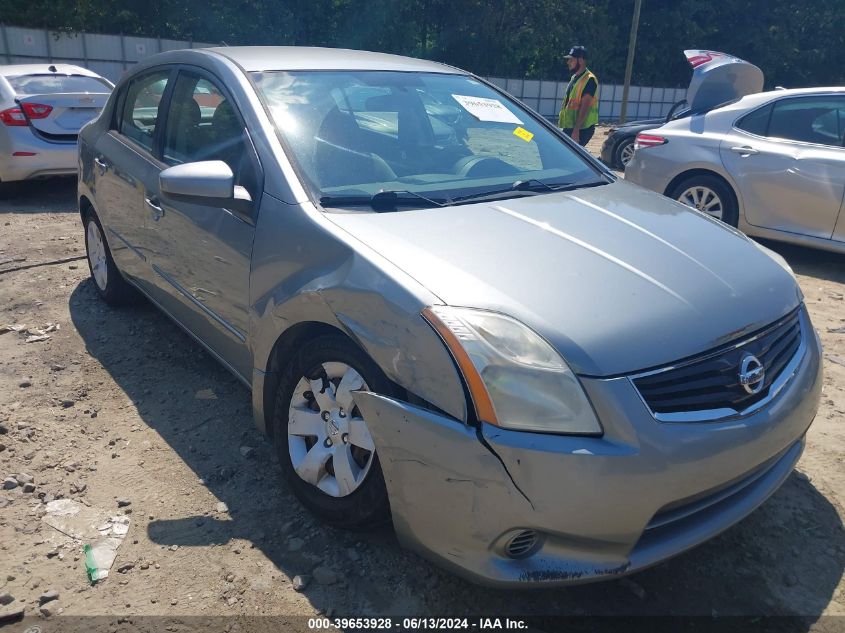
[0,63,112,195]
[626,51,845,254]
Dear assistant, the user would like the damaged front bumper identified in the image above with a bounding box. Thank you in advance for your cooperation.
[353,327,821,587]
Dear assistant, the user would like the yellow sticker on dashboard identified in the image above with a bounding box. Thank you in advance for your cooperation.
[513,127,534,142]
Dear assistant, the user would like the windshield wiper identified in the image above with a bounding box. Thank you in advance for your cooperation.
[371,190,449,210]
[319,190,449,212]
[450,177,607,205]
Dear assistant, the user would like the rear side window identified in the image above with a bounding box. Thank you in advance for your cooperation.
[7,74,111,95]
[736,103,772,136]
[767,96,845,147]
[119,71,170,153]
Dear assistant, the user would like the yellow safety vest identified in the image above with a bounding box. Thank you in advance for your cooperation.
[558,69,599,130]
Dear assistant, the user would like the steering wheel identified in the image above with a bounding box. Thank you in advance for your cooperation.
[453,155,520,178]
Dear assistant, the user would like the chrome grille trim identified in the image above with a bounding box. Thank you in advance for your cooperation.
[629,308,807,423]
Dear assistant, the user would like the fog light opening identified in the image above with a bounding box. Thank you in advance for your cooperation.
[504,529,541,559]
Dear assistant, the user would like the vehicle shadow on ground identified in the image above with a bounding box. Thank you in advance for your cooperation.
[762,239,845,286]
[69,279,844,621]
[0,177,77,214]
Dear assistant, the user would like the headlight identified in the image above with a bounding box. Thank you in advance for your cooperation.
[422,306,602,435]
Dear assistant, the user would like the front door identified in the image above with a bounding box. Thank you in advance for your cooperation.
[720,95,845,240]
[144,69,262,379]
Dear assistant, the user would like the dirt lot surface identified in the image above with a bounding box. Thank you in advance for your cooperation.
[1,156,844,629]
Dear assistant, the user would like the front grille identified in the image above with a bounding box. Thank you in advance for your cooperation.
[633,308,802,418]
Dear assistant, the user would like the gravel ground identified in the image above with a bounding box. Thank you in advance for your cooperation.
[1,146,844,629]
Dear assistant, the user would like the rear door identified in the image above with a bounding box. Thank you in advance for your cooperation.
[143,68,261,377]
[92,69,173,282]
[719,95,845,240]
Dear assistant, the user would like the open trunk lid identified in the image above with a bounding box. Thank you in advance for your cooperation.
[684,50,764,113]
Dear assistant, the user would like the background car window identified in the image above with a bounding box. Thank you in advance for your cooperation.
[736,103,772,136]
[6,74,112,94]
[767,97,845,147]
[119,71,170,153]
[162,72,259,199]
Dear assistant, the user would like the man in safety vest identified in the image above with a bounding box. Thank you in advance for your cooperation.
[558,45,599,147]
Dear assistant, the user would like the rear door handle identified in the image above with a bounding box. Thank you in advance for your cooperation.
[730,146,760,156]
[145,196,165,221]
[93,157,110,172]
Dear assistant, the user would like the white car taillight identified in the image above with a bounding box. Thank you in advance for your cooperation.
[0,103,53,127]
[634,133,668,151]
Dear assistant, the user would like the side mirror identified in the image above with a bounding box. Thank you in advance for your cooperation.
[159,160,252,214]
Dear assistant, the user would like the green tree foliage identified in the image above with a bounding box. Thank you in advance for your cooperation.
[4,0,845,87]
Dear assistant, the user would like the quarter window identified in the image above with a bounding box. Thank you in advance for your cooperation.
[736,103,772,137]
[119,71,170,153]
[767,97,845,147]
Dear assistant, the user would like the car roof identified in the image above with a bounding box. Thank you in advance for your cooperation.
[204,46,464,74]
[737,86,845,107]
[0,63,104,79]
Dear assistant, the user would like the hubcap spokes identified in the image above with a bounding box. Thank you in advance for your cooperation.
[620,142,635,166]
[678,186,723,221]
[86,221,108,290]
[288,362,375,497]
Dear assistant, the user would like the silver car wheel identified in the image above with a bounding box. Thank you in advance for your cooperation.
[287,361,375,498]
[86,220,108,291]
[677,186,724,221]
[619,141,636,166]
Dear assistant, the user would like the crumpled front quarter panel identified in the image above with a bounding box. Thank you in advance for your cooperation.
[249,197,467,424]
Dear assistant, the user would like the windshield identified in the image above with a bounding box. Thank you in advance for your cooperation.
[7,74,112,95]
[251,70,603,210]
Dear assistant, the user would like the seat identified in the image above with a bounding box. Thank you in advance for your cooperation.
[166,98,202,162]
[313,107,396,189]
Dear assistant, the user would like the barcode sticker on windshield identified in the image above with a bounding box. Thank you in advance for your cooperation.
[451,94,523,124]
[513,127,534,142]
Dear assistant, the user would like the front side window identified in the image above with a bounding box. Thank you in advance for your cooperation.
[7,74,112,95]
[767,96,845,147]
[251,70,601,209]
[162,72,258,198]
[119,71,170,153]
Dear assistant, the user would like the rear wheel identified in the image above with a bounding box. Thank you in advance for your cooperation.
[272,334,397,529]
[83,210,133,304]
[668,174,738,227]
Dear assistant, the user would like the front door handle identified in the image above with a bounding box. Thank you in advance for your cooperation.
[730,145,760,156]
[145,196,165,221]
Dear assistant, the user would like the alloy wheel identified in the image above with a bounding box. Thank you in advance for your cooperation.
[677,185,724,221]
[619,141,636,166]
[86,220,108,291]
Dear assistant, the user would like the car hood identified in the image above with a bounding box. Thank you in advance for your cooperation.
[684,50,764,112]
[327,180,801,376]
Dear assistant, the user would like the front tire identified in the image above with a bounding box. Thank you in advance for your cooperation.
[614,137,636,169]
[272,334,397,529]
[83,210,133,304]
[668,174,738,227]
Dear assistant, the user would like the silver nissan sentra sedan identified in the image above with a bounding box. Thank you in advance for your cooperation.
[77,46,822,587]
